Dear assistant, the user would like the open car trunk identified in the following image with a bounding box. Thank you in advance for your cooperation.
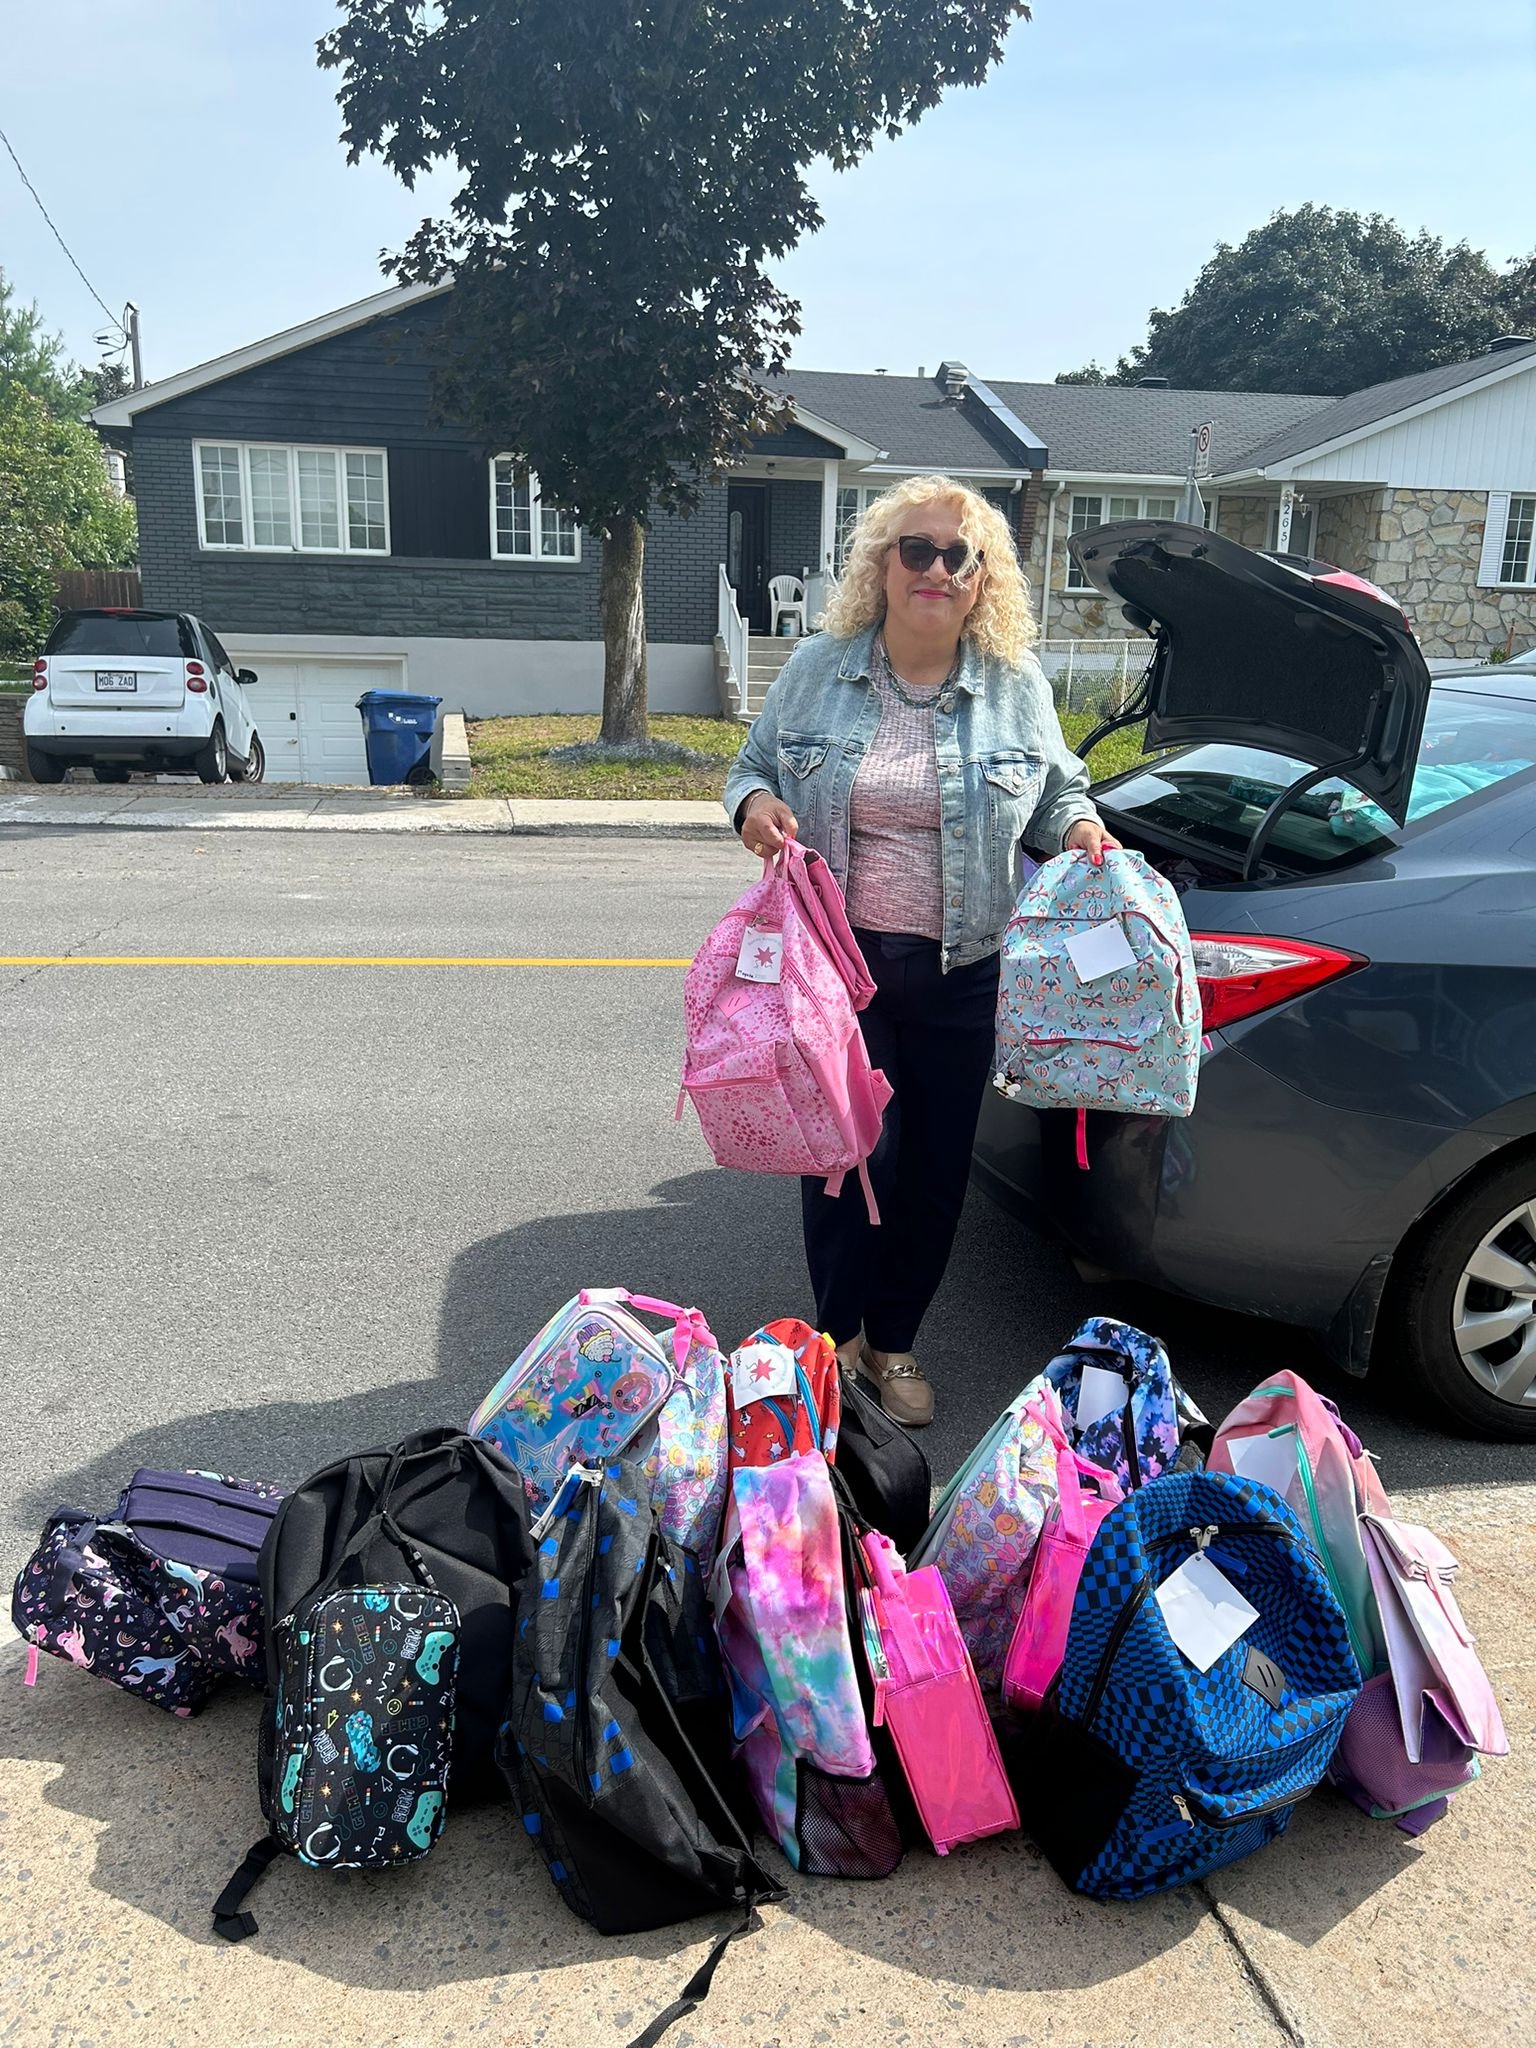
[1067,521,1432,832]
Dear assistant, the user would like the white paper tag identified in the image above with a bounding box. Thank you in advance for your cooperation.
[1063,919,1138,983]
[1228,1429,1300,1503]
[1075,1362,1129,1435]
[730,1338,797,1408]
[735,925,783,983]
[1156,1552,1260,1672]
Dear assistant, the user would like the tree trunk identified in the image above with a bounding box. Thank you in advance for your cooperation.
[599,516,648,745]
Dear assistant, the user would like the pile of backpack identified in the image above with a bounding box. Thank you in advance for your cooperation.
[12,1295,1509,2046]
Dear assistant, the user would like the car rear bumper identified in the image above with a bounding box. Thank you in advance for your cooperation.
[24,734,207,764]
[971,1039,1491,1372]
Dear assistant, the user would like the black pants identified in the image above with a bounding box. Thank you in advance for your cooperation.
[801,930,1001,1354]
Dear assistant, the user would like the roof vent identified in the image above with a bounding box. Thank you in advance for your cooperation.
[1137,375,1170,389]
[1488,334,1534,353]
[917,365,925,379]
[937,360,969,401]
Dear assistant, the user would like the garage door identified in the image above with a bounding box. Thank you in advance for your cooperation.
[237,658,405,785]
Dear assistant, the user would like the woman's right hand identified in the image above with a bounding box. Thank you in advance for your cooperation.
[738,790,799,859]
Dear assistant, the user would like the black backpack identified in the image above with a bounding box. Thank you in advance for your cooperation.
[503,1460,782,2045]
[834,1370,932,1557]
[213,1430,535,1941]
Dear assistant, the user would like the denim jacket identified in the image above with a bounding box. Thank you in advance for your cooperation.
[722,624,1100,970]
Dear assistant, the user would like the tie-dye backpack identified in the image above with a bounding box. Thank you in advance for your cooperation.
[994,850,1201,1149]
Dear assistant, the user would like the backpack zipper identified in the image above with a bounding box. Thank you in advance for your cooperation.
[1181,1782,1310,1830]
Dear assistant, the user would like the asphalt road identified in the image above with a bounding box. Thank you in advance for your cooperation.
[2,823,1532,1587]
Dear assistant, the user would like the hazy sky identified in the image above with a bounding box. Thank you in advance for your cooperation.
[3,0,1533,390]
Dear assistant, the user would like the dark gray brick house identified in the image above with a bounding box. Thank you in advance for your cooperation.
[93,283,1536,770]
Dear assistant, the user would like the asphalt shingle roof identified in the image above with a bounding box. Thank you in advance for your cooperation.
[760,371,1033,472]
[988,380,1333,476]
[766,341,1535,480]
[1229,338,1536,470]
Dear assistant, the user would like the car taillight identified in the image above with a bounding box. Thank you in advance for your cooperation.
[185,660,207,693]
[32,658,47,691]
[1191,935,1365,1032]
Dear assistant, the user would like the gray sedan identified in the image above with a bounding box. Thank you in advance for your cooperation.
[976,523,1536,1441]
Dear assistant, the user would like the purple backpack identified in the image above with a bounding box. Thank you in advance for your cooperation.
[12,1469,285,1715]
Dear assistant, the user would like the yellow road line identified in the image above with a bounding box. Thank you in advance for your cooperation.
[0,955,692,968]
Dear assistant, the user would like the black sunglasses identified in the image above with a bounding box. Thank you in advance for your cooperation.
[896,535,984,578]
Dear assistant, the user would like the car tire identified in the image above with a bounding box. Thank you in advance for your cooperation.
[1396,1152,1536,1441]
[25,745,67,784]
[194,720,228,785]
[92,765,132,783]
[229,733,265,784]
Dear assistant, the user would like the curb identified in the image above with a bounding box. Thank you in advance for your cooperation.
[0,790,734,836]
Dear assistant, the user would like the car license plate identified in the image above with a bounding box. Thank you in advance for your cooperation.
[94,671,138,693]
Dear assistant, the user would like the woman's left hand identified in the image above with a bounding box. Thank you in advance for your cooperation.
[1063,818,1123,867]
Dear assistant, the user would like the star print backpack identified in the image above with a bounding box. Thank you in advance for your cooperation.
[993,849,1201,1167]
[679,840,893,1220]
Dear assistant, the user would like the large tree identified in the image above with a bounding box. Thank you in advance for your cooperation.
[1057,206,1535,394]
[320,0,1028,743]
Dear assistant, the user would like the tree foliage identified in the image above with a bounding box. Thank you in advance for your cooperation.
[0,269,137,659]
[1057,207,1536,394]
[319,0,1028,738]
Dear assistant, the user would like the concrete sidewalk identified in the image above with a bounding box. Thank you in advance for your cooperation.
[0,783,732,836]
[1,1481,1530,2048]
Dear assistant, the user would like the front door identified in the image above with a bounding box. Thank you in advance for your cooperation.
[727,484,769,631]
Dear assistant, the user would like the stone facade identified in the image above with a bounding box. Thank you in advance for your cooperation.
[1213,495,1272,551]
[1317,488,1535,661]
[1026,498,1147,642]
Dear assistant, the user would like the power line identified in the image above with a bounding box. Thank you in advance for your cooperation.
[0,120,124,338]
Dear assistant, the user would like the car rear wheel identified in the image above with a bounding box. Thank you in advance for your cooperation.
[229,733,265,783]
[1398,1155,1536,1441]
[92,765,132,783]
[194,720,228,785]
[25,745,67,784]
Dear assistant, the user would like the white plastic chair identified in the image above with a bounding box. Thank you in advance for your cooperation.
[768,575,808,638]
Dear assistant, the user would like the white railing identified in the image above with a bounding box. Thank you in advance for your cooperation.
[804,569,830,631]
[1035,637,1150,716]
[717,564,750,717]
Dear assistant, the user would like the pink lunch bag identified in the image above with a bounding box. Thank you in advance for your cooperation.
[678,840,892,1219]
[1001,1422,1124,1713]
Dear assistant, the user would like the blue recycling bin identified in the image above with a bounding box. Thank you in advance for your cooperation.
[356,690,443,786]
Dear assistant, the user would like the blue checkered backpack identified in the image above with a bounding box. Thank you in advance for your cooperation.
[1012,1469,1360,1899]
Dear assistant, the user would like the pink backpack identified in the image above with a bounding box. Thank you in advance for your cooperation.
[1001,1417,1124,1714]
[679,842,892,1218]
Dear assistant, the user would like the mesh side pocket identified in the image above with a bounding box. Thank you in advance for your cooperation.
[794,1759,903,1880]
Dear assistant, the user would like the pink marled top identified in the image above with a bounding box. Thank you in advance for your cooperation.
[845,647,945,940]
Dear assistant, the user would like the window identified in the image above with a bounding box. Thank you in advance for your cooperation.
[193,442,390,554]
[834,486,881,574]
[1065,492,1178,587]
[490,458,580,560]
[1099,693,1536,876]
[1501,495,1535,584]
[45,612,190,658]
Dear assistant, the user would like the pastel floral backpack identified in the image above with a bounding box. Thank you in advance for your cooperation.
[994,849,1201,1164]
[679,841,893,1219]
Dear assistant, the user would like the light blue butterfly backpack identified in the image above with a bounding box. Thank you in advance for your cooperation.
[993,849,1201,1161]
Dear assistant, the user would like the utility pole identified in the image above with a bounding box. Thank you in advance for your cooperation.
[125,302,142,389]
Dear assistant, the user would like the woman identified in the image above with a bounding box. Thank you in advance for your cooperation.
[722,475,1118,1426]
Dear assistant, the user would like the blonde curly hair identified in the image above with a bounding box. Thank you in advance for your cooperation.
[821,474,1038,666]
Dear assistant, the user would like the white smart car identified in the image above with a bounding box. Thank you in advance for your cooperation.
[24,608,264,784]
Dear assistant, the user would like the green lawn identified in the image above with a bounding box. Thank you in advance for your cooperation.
[468,709,1151,800]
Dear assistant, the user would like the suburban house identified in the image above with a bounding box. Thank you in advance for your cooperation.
[91,283,1536,780]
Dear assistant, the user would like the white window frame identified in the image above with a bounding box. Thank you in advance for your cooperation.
[834,484,883,575]
[1064,490,1179,588]
[192,441,390,556]
[488,457,582,563]
[1483,491,1536,587]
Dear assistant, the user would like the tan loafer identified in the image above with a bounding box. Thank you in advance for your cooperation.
[834,1332,864,1378]
[858,1345,935,1428]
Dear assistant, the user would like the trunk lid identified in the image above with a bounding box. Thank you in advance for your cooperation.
[41,610,191,712]
[1067,521,1432,824]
